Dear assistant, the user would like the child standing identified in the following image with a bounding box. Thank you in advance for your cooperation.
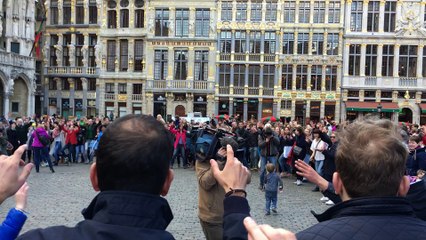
[0,182,29,240]
[264,163,283,215]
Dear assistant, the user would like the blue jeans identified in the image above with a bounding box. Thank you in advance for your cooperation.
[62,144,76,162]
[85,140,95,162]
[249,147,259,169]
[265,191,278,213]
[278,154,292,173]
[315,160,324,176]
[75,144,86,162]
[34,147,53,172]
[259,156,277,186]
[171,144,186,167]
[52,141,62,162]
[235,148,248,167]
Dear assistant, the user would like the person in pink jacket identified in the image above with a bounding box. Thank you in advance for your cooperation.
[169,123,187,169]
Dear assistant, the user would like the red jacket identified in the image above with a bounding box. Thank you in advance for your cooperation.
[62,125,80,145]
[169,126,186,149]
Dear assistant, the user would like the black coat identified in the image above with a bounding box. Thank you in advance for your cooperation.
[246,131,258,148]
[297,197,426,240]
[294,135,307,160]
[17,191,175,240]
[322,141,338,182]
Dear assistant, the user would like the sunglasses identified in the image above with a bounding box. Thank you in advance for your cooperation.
[330,136,336,138]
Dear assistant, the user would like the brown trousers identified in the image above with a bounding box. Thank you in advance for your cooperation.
[200,219,223,240]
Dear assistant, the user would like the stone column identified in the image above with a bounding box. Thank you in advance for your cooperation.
[335,99,341,122]
[294,0,300,23]
[230,64,235,87]
[293,32,298,55]
[207,94,215,116]
[324,0,330,23]
[307,65,312,91]
[187,47,194,80]
[3,92,9,117]
[128,39,134,73]
[169,7,176,37]
[167,46,174,80]
[273,100,278,118]
[166,93,174,116]
[360,44,366,76]
[320,101,325,119]
[378,0,385,32]
[292,64,297,91]
[361,0,369,32]
[58,0,63,25]
[56,33,64,66]
[393,44,400,77]
[376,44,383,76]
[321,65,327,91]
[81,78,88,117]
[96,79,101,116]
[82,33,89,67]
[344,0,352,31]
[189,7,196,38]
[275,64,282,90]
[243,99,248,121]
[308,30,313,55]
[68,78,75,116]
[417,45,424,78]
[291,99,296,120]
[214,97,219,115]
[127,83,132,114]
[70,0,75,24]
[336,63,342,91]
[69,34,76,66]
[229,98,234,116]
[343,43,350,75]
[257,98,263,120]
[55,78,62,115]
[305,100,311,120]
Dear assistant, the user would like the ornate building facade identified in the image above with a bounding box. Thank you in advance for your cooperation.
[216,0,344,122]
[43,0,101,119]
[342,0,426,124]
[0,0,36,117]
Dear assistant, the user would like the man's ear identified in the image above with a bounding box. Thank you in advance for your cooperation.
[160,169,174,196]
[333,172,350,201]
[90,163,100,192]
[397,175,410,197]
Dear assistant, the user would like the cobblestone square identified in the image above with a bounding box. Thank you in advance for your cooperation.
[0,164,329,239]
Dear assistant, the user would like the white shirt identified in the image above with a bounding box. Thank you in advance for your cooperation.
[310,138,327,161]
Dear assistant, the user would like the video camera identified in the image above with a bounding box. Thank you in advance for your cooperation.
[194,126,235,162]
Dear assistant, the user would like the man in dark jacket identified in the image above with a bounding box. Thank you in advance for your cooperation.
[258,126,280,189]
[18,115,176,240]
[15,118,31,161]
[212,118,426,240]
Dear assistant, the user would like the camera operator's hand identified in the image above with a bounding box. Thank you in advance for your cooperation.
[210,145,250,193]
[244,217,296,240]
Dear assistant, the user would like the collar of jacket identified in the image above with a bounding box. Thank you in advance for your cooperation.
[311,196,416,222]
[82,191,174,230]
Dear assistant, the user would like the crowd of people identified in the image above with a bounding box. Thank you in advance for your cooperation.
[0,112,426,239]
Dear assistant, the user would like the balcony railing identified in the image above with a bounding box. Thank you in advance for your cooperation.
[146,80,214,92]
[234,53,246,61]
[248,87,259,95]
[105,93,116,100]
[132,94,142,101]
[220,53,231,61]
[46,66,100,76]
[219,86,229,94]
[399,77,417,87]
[0,51,34,70]
[234,86,244,95]
[364,76,377,86]
[264,54,275,62]
[263,88,274,96]
[248,53,261,62]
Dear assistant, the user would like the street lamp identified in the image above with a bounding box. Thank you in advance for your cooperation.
[377,103,382,119]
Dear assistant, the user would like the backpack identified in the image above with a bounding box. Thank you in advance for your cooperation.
[36,131,50,147]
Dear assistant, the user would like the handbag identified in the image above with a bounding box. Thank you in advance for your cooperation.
[36,130,50,147]
[293,145,303,156]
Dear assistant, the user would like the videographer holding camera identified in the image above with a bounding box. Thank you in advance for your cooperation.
[258,124,280,190]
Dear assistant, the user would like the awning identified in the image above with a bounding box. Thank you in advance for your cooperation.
[420,104,426,114]
[346,101,400,113]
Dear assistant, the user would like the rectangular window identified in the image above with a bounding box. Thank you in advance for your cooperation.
[62,79,70,90]
[62,34,71,66]
[297,33,309,54]
[282,33,294,54]
[174,50,188,80]
[313,2,325,23]
[296,65,308,90]
[50,0,58,25]
[236,1,247,21]
[88,34,97,67]
[351,1,363,32]
[312,33,324,55]
[89,3,98,24]
[325,66,337,91]
[327,33,339,55]
[10,42,19,54]
[384,1,396,32]
[76,4,84,24]
[120,40,128,71]
[135,9,144,28]
[134,40,144,72]
[283,1,296,23]
[107,40,116,72]
[263,65,275,88]
[219,64,231,87]
[75,34,84,66]
[118,83,127,94]
[49,79,57,90]
[175,9,189,37]
[195,9,210,37]
[154,50,168,80]
[11,102,19,113]
[75,78,83,91]
[248,65,260,87]
[234,31,247,53]
[63,0,71,24]
[299,1,311,23]
[311,65,322,91]
[120,9,129,28]
[249,31,261,54]
[367,1,380,32]
[251,0,262,22]
[264,32,276,54]
[194,50,209,81]
[399,45,417,77]
[281,65,293,90]
[105,83,115,94]
[365,45,377,76]
[220,31,232,53]
[133,84,143,94]
[155,9,169,36]
[281,100,291,110]
[108,10,117,28]
[221,1,233,21]
[328,1,340,23]
[234,64,246,87]
[382,45,394,77]
[349,44,361,76]
[50,35,58,66]
[88,78,96,91]
[265,0,277,21]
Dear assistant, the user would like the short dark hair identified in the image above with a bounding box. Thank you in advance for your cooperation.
[96,115,174,195]
[335,118,407,198]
